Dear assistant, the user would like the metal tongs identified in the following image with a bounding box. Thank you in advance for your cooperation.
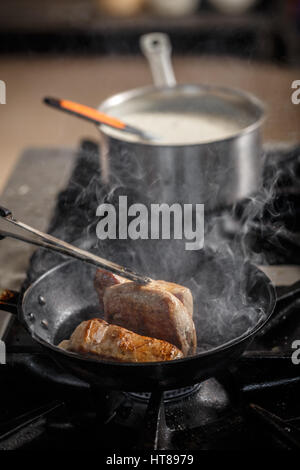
[0,206,150,285]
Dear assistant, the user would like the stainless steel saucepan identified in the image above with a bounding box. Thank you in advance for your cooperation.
[97,33,265,210]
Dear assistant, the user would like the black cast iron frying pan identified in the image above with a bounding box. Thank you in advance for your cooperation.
[0,255,276,392]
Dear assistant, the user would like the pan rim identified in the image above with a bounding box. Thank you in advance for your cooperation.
[22,259,276,368]
[98,83,266,147]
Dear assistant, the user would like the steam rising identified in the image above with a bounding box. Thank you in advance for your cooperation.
[28,141,298,354]
[91,149,277,352]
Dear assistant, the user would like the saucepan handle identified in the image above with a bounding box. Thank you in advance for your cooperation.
[0,289,20,315]
[140,33,176,87]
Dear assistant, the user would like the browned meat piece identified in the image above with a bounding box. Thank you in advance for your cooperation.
[153,280,193,317]
[94,269,127,311]
[94,268,196,355]
[103,281,196,356]
[59,318,183,363]
[94,268,193,316]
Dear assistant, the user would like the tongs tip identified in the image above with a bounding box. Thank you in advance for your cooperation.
[119,266,151,285]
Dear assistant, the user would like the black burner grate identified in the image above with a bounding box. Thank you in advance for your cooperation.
[128,384,202,404]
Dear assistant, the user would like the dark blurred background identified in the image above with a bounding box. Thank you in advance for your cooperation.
[0,0,299,63]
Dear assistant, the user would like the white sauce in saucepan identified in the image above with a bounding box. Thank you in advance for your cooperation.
[105,112,242,145]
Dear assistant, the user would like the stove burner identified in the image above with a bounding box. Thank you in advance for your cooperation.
[128,384,202,403]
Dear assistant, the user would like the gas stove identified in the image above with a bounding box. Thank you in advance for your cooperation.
[0,140,299,451]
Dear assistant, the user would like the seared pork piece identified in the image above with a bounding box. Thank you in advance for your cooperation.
[154,280,193,317]
[94,268,193,317]
[59,318,183,363]
[103,281,197,356]
[94,269,127,310]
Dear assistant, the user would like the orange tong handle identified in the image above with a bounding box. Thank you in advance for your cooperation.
[46,97,126,130]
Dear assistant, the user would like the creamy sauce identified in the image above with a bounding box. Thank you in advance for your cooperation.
[104,112,242,145]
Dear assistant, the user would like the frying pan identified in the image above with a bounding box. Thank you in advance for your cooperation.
[0,254,276,392]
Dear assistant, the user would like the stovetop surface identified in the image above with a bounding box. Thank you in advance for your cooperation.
[1,348,300,450]
[0,140,300,451]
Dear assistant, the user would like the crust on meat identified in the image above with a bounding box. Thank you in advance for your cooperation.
[59,318,183,363]
[153,280,193,317]
[94,268,193,317]
[94,269,127,311]
[103,282,197,356]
